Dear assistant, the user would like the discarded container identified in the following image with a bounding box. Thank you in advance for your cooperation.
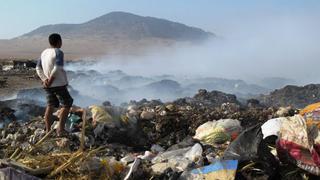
[66,113,81,132]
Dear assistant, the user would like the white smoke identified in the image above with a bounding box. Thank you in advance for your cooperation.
[63,7,320,105]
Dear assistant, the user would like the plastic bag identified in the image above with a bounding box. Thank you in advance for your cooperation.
[89,105,113,126]
[66,113,81,132]
[261,117,284,139]
[152,147,191,164]
[223,125,278,179]
[277,114,320,175]
[194,119,242,145]
[185,143,203,162]
[179,160,238,180]
[152,143,203,172]
[223,125,263,161]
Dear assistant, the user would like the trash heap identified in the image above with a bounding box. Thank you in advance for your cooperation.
[0,89,320,179]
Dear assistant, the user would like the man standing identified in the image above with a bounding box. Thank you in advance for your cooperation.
[36,33,73,136]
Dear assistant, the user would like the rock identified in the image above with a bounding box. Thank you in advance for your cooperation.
[79,157,102,173]
[166,104,176,111]
[151,163,171,174]
[71,132,93,148]
[29,128,45,144]
[221,102,240,114]
[168,157,192,171]
[140,109,155,120]
[276,106,293,117]
[13,131,25,141]
[56,138,70,148]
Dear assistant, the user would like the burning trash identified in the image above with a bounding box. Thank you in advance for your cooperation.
[0,89,320,179]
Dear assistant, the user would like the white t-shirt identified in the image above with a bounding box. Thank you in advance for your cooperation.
[36,48,68,87]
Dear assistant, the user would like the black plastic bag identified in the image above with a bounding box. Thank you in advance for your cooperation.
[223,124,279,180]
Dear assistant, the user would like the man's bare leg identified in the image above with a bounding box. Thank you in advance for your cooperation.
[44,105,55,133]
[57,107,70,136]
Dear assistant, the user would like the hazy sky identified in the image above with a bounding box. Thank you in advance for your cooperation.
[0,0,319,38]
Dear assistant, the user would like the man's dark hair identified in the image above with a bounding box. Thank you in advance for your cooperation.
[48,33,62,47]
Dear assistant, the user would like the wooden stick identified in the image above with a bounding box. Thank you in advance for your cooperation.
[80,109,86,151]
[9,147,21,159]
[0,159,53,175]
[48,151,83,177]
[28,128,55,153]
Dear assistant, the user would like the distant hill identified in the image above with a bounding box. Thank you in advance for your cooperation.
[0,12,214,59]
[22,11,213,41]
[257,77,297,89]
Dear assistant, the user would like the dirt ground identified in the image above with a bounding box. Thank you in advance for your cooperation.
[0,70,41,99]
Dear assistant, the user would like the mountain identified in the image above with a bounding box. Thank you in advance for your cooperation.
[22,11,213,41]
[257,77,297,90]
[0,12,214,59]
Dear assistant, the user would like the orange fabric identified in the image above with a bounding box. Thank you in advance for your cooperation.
[300,102,320,116]
[300,102,320,128]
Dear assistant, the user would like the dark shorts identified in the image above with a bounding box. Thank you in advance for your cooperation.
[44,86,73,108]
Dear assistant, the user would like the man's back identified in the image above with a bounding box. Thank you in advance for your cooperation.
[37,48,68,87]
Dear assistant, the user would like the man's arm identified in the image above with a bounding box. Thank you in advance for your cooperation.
[36,58,47,82]
[47,49,64,87]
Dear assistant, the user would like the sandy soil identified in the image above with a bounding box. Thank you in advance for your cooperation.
[0,70,41,99]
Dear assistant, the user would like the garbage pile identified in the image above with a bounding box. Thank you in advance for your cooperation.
[1,89,320,179]
[259,84,320,109]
